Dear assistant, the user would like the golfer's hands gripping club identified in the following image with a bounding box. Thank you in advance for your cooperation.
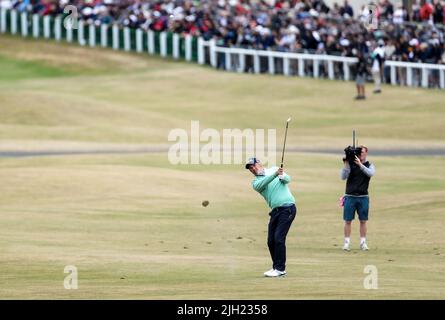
[277,167,284,180]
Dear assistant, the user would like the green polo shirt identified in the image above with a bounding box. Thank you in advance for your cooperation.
[252,167,296,209]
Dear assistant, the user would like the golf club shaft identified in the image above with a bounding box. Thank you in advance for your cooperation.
[280,121,289,168]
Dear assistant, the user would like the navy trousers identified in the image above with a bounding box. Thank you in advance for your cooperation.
[267,204,296,272]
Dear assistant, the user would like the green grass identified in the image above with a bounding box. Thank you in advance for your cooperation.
[0,55,70,80]
[0,35,444,299]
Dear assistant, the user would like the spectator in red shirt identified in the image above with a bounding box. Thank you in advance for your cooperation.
[420,0,434,21]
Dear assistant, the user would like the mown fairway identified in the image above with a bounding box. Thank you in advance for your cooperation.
[0,35,444,299]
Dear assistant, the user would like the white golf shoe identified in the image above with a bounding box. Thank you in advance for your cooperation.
[263,269,274,276]
[343,242,351,251]
[360,242,369,251]
[264,269,286,277]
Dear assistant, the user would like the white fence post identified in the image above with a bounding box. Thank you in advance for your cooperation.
[225,51,231,71]
[283,57,290,76]
[123,27,130,51]
[238,53,245,73]
[0,8,6,33]
[147,30,155,54]
[11,10,17,35]
[43,15,50,39]
[421,68,428,88]
[343,61,350,81]
[88,23,95,47]
[112,24,119,50]
[313,59,319,78]
[78,20,86,45]
[298,59,304,77]
[136,28,143,53]
[185,35,192,61]
[160,32,167,57]
[390,65,396,85]
[210,40,217,68]
[32,14,39,38]
[197,37,204,64]
[66,25,72,42]
[54,16,62,41]
[268,52,275,75]
[253,53,260,74]
[328,60,334,80]
[173,33,179,59]
[100,24,107,47]
[406,67,413,87]
[20,12,28,37]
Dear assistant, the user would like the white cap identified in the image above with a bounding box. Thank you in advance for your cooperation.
[409,38,419,46]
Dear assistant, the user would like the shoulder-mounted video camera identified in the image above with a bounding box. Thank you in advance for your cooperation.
[343,130,362,165]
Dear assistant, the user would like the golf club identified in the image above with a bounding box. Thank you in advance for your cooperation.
[279,117,291,179]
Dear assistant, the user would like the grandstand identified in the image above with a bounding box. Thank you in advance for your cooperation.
[3,1,444,57]
[1,1,443,88]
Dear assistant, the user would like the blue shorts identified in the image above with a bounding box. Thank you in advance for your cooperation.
[343,196,369,221]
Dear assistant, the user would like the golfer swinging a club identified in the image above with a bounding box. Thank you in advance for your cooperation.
[245,118,296,278]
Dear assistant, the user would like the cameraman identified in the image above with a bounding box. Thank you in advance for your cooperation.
[340,145,375,251]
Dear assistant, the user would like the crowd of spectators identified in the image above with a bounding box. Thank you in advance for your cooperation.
[3,0,445,64]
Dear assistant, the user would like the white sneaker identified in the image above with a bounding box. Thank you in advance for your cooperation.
[263,269,274,276]
[343,242,351,251]
[264,269,286,277]
[360,242,369,251]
